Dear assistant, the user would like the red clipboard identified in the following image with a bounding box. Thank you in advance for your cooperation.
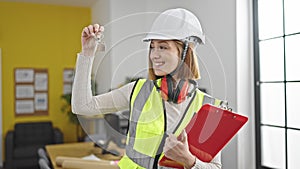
[159,104,248,168]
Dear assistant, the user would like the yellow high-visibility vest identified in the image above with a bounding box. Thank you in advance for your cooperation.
[118,79,221,169]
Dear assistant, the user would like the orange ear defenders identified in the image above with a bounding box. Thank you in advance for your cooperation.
[154,75,198,104]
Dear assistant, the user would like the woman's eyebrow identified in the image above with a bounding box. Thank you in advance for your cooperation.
[157,41,169,46]
[150,41,170,46]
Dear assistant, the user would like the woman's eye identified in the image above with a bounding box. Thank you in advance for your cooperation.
[159,46,167,50]
[149,45,168,51]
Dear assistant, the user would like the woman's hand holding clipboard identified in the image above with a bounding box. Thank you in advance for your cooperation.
[159,104,248,168]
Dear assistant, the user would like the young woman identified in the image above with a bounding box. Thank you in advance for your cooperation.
[72,8,222,169]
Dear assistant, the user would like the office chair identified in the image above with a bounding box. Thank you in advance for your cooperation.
[38,158,51,169]
[37,148,50,166]
[5,121,63,169]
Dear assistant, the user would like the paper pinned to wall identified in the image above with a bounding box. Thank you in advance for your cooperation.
[16,85,34,98]
[63,68,74,94]
[15,69,34,83]
[63,69,74,83]
[15,100,34,114]
[34,93,48,111]
[35,73,48,91]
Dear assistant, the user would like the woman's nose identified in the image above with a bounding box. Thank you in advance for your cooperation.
[150,49,160,59]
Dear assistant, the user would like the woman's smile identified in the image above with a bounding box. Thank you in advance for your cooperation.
[153,61,165,67]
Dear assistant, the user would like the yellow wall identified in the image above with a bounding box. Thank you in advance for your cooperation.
[0,2,91,143]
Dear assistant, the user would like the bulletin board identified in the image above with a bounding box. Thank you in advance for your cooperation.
[63,68,74,94]
[14,68,48,116]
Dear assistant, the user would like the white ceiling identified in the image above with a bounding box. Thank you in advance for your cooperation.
[0,0,98,7]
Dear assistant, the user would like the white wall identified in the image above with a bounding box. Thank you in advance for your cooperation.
[91,1,255,169]
[236,0,256,169]
[91,0,113,94]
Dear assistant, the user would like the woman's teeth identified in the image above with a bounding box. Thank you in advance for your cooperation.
[154,62,164,66]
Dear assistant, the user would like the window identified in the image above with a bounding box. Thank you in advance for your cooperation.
[254,0,300,168]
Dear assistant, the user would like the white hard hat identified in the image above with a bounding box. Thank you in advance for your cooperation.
[143,8,205,44]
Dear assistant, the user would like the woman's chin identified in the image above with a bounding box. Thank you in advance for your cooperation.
[154,70,167,76]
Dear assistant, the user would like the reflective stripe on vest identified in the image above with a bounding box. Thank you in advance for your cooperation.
[127,79,162,168]
[118,79,221,169]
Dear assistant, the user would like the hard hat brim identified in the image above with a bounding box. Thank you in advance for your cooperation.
[142,32,205,44]
[142,33,178,42]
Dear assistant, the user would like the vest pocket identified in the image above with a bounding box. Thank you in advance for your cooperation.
[134,124,163,157]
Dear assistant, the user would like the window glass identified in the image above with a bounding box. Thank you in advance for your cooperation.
[285,34,300,81]
[258,0,283,39]
[284,0,300,35]
[261,126,286,169]
[287,129,300,169]
[260,83,285,126]
[286,82,300,128]
[259,38,284,81]
[256,0,300,168]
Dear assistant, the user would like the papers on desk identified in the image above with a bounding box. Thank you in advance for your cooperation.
[56,155,119,169]
[81,154,101,161]
[81,154,119,165]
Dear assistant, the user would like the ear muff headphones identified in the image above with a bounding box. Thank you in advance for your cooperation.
[154,75,197,104]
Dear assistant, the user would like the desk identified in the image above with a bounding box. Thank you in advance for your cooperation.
[46,142,123,169]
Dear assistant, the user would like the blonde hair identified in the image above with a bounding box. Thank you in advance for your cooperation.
[148,40,201,80]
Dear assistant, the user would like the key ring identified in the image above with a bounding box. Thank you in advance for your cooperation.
[219,100,232,111]
[93,33,104,44]
[92,33,105,51]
